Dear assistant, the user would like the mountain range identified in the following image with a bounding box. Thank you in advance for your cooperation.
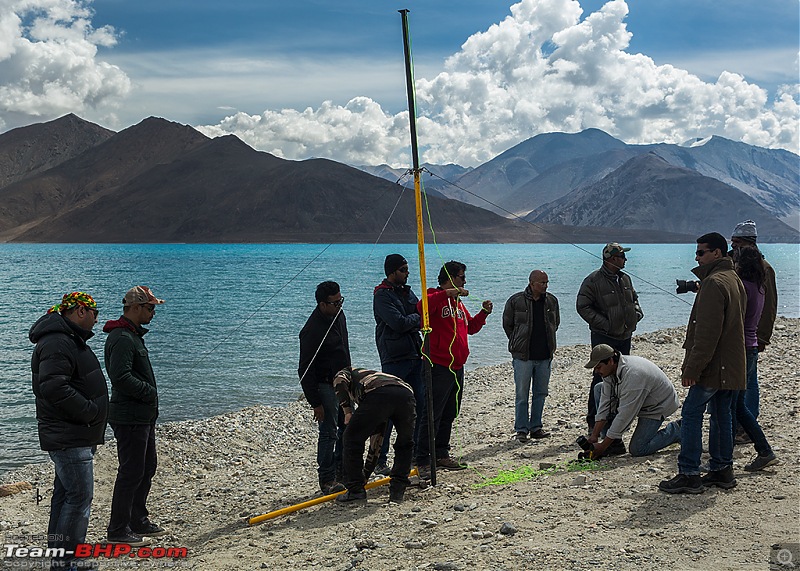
[0,114,796,243]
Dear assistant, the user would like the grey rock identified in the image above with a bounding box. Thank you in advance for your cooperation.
[404,540,425,549]
[499,522,517,535]
[434,563,459,571]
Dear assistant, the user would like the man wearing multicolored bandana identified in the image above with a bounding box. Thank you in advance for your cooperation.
[29,291,108,571]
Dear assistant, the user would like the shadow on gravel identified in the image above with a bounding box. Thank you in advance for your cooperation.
[617,490,719,530]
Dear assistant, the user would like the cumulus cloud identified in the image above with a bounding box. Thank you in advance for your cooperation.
[199,0,799,167]
[0,0,130,130]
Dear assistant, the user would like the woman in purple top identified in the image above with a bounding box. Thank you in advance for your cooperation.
[733,248,778,471]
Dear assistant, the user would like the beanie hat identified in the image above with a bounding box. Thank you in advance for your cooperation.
[731,220,757,242]
[384,254,408,276]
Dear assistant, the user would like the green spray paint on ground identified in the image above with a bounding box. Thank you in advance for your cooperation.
[473,459,605,489]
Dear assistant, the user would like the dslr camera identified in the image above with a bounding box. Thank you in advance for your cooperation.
[675,279,700,294]
[575,435,595,460]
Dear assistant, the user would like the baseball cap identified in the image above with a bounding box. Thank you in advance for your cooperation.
[122,286,165,307]
[603,243,631,259]
[584,344,616,368]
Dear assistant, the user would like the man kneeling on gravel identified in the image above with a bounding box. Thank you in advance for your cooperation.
[585,345,681,458]
[332,367,416,504]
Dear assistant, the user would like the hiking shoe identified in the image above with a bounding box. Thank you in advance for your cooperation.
[106,530,151,547]
[130,521,167,537]
[320,481,346,495]
[374,462,391,477]
[529,428,550,439]
[415,464,431,480]
[701,466,737,489]
[658,474,704,494]
[606,439,626,456]
[436,456,467,470]
[744,452,778,472]
[335,489,367,503]
[515,432,529,443]
[388,489,405,503]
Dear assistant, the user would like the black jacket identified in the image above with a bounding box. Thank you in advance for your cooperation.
[373,280,421,365]
[29,313,108,451]
[104,317,159,424]
[298,308,351,408]
[502,288,560,360]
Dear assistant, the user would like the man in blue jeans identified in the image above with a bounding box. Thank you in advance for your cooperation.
[584,345,680,458]
[30,291,108,570]
[502,270,560,441]
[299,281,351,495]
[660,232,746,494]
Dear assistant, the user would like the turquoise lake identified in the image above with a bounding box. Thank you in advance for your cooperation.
[1,243,798,473]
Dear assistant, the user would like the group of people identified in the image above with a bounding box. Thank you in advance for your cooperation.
[299,219,779,504]
[30,286,167,570]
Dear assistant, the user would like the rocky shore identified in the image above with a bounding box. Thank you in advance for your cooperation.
[2,318,798,571]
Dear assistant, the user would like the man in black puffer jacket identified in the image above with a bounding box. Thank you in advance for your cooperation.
[30,291,108,571]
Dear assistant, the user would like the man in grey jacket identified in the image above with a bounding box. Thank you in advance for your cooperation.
[577,243,644,435]
[584,345,680,458]
[503,270,560,441]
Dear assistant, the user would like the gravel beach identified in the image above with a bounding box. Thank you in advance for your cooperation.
[2,317,798,571]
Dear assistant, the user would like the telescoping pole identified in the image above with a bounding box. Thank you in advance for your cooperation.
[399,8,436,487]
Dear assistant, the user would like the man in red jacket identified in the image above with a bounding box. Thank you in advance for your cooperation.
[415,261,493,479]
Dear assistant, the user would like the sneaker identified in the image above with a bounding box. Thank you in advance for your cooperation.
[744,451,778,472]
[335,489,367,503]
[130,521,167,537]
[415,464,431,480]
[606,439,626,456]
[701,466,737,489]
[320,481,346,495]
[374,462,392,477]
[658,474,704,494]
[388,489,405,503]
[436,456,467,471]
[515,432,529,443]
[529,428,550,439]
[106,530,151,547]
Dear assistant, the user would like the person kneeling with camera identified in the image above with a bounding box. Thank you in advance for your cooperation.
[585,345,682,459]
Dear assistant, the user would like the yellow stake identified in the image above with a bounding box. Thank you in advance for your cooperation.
[247,469,419,525]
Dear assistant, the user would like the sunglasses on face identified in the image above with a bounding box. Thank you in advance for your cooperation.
[696,249,713,257]
[141,304,156,312]
[323,297,345,308]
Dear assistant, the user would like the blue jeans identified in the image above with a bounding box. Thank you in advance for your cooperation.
[48,446,96,569]
[316,383,344,485]
[678,385,735,475]
[744,347,760,419]
[629,418,681,456]
[378,359,425,465]
[513,358,551,433]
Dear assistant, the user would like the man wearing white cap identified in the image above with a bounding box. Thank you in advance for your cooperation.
[584,345,681,458]
[104,286,166,545]
[577,243,644,441]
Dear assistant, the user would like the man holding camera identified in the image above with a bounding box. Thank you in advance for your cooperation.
[659,233,746,494]
[583,345,680,458]
[577,243,644,441]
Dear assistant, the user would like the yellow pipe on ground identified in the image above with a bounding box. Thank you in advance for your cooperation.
[248,468,418,525]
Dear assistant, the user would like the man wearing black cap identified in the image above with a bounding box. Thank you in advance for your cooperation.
[372,254,423,475]
[577,243,644,439]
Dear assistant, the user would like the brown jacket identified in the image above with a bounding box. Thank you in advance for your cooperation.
[758,259,777,349]
[682,257,746,390]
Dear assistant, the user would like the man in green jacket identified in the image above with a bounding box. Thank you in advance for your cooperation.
[105,286,166,545]
[660,233,746,494]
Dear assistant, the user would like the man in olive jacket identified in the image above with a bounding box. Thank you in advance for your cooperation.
[660,233,746,494]
[577,243,644,432]
[503,270,560,441]
[105,286,166,545]
[30,291,107,570]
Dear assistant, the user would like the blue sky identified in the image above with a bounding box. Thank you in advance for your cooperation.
[0,0,798,166]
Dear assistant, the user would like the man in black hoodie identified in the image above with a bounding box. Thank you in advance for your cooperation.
[299,281,351,495]
[30,291,108,570]
[104,286,166,546]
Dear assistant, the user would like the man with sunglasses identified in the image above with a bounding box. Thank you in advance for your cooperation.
[299,281,351,495]
[30,291,108,570]
[577,243,643,447]
[372,254,423,476]
[104,286,166,545]
[660,233,746,494]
